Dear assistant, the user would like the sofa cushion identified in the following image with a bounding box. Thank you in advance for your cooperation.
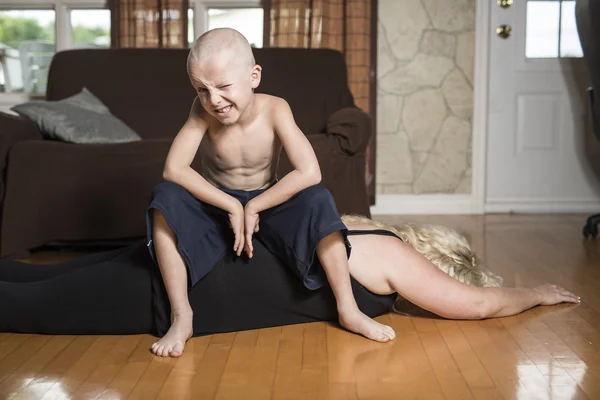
[11,88,141,144]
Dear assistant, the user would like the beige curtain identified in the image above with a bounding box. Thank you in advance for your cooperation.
[263,0,376,203]
[109,0,189,48]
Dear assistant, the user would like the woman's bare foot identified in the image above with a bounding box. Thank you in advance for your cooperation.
[338,308,396,342]
[151,311,193,357]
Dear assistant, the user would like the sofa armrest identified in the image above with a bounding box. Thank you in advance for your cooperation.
[278,133,370,216]
[1,138,174,257]
[325,107,372,155]
[0,112,43,203]
[0,111,43,168]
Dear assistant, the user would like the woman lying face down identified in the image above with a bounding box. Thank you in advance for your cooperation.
[0,215,579,358]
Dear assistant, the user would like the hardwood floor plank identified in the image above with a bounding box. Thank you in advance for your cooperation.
[39,336,120,400]
[95,335,156,400]
[413,318,474,399]
[183,340,233,399]
[13,336,97,400]
[0,336,52,384]
[70,335,142,399]
[0,335,74,399]
[155,335,211,400]
[435,320,503,399]
[0,335,32,363]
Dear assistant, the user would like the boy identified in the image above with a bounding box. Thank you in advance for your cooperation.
[146,28,395,357]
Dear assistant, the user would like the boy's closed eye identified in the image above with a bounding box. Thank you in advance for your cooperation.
[197,85,231,93]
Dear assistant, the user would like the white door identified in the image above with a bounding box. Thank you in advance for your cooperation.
[486,0,600,212]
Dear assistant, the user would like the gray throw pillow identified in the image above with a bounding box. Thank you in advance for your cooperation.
[11,88,142,144]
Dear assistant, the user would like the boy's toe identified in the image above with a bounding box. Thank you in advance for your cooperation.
[386,327,396,340]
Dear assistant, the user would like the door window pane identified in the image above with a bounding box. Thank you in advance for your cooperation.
[207,8,263,48]
[71,9,110,48]
[0,10,56,94]
[526,0,583,59]
[560,1,583,57]
[526,1,560,58]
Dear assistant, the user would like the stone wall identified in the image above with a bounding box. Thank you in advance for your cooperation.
[376,0,475,194]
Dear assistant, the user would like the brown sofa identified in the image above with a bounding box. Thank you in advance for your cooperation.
[0,48,372,258]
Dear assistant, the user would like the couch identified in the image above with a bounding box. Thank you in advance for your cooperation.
[0,48,372,257]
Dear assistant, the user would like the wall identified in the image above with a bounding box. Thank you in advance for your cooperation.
[376,0,475,195]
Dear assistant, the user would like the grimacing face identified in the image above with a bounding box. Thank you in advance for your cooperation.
[188,55,260,126]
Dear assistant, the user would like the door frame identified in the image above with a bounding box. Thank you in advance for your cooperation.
[472,0,491,214]
[371,0,490,216]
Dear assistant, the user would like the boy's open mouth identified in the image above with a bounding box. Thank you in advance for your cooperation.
[215,105,232,115]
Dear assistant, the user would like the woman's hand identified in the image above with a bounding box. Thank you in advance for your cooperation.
[534,284,580,305]
[228,201,245,256]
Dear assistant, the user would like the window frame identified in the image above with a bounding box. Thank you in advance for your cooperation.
[0,0,262,101]
[0,0,106,101]
[189,0,262,46]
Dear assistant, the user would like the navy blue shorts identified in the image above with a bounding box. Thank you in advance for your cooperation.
[145,180,351,290]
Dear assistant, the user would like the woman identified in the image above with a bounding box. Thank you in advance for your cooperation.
[0,215,579,358]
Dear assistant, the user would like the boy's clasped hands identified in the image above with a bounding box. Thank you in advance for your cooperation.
[228,200,260,259]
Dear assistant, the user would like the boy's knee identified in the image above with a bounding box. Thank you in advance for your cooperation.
[151,181,189,202]
[300,184,336,209]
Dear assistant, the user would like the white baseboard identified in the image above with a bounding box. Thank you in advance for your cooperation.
[484,198,600,214]
[370,194,480,215]
[369,195,600,215]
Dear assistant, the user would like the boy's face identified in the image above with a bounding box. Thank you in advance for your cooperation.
[188,51,261,126]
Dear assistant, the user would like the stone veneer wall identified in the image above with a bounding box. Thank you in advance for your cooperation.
[376,0,475,194]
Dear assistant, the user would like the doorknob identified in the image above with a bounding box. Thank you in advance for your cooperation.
[497,0,513,8]
[496,25,512,39]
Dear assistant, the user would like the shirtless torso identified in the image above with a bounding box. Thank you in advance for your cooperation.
[198,94,282,190]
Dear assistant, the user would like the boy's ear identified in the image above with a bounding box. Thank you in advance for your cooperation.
[250,64,262,89]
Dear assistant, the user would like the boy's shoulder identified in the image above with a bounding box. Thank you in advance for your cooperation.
[256,93,285,104]
[255,94,292,115]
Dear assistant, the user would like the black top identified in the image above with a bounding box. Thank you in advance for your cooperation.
[348,229,401,238]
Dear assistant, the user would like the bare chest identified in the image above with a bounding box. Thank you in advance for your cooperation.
[200,126,280,171]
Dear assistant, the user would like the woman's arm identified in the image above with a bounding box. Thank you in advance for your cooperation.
[382,241,580,320]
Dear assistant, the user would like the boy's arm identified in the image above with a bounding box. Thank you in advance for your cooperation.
[246,98,321,214]
[163,97,241,214]
[165,97,247,255]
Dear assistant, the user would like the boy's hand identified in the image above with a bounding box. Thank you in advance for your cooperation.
[244,202,260,258]
[228,202,245,256]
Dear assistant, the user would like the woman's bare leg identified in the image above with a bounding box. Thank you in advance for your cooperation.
[150,209,193,357]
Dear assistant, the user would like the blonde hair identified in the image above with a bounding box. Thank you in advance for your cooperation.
[341,214,503,313]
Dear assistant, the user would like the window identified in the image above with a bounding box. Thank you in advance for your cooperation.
[526,0,583,58]
[0,9,56,94]
[71,9,110,48]
[207,8,263,48]
[188,8,194,46]
[188,6,263,48]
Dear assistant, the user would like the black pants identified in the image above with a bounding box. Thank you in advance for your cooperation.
[0,243,155,335]
[0,238,395,337]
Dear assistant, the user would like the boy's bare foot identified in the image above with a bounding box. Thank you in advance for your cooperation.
[151,311,193,357]
[338,309,396,342]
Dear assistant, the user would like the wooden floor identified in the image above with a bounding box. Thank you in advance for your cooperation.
[1,214,600,399]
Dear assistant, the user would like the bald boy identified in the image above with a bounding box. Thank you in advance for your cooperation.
[145,28,395,357]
